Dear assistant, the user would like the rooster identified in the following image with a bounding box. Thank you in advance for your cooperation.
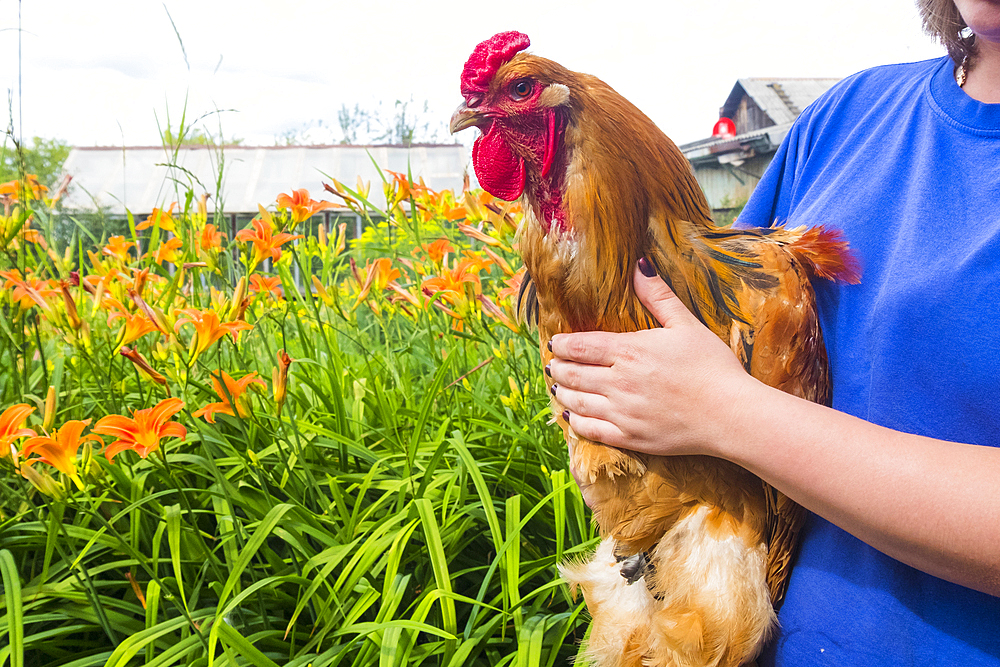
[450,32,859,667]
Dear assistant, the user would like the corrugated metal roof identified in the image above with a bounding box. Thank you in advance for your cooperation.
[679,122,792,162]
[60,144,468,215]
[722,78,840,126]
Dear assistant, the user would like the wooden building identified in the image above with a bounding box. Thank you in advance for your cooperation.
[680,78,839,217]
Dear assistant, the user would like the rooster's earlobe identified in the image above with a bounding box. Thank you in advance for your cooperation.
[538,83,571,108]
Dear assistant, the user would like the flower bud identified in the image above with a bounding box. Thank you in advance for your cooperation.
[60,282,82,330]
[273,349,293,418]
[229,277,247,321]
[42,386,57,431]
[120,346,168,387]
[133,268,149,297]
[21,464,65,499]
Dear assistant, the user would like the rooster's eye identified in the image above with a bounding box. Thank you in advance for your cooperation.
[510,79,534,100]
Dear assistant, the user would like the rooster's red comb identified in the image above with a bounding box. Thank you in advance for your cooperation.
[461,31,530,94]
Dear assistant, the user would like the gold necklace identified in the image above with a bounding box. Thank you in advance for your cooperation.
[956,56,969,88]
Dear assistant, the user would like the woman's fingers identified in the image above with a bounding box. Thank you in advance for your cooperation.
[564,411,627,450]
[547,357,614,395]
[550,331,619,366]
[552,384,612,421]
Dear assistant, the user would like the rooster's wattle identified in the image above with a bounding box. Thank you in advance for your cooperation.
[450,32,859,667]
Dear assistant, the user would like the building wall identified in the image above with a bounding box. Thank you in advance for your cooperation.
[60,144,468,216]
[733,96,775,135]
[691,153,773,211]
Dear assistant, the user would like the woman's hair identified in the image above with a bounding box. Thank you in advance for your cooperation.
[917,0,976,64]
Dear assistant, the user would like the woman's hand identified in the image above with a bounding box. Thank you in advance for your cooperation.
[549,259,754,459]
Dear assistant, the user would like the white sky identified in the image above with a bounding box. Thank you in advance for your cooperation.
[1,0,945,151]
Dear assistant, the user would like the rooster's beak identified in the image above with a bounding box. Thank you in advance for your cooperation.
[449,101,486,135]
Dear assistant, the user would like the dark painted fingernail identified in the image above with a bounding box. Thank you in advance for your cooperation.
[547,339,553,352]
[544,364,551,377]
[562,410,570,422]
[638,256,657,278]
[550,383,558,396]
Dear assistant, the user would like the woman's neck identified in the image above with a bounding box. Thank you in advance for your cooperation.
[964,39,1000,103]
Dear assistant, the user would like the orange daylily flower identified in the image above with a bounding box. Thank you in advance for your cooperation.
[0,175,47,202]
[200,223,224,251]
[417,239,455,264]
[108,307,161,351]
[192,372,266,423]
[443,205,468,221]
[353,258,401,309]
[18,220,46,247]
[108,288,167,353]
[249,274,283,298]
[235,206,304,268]
[103,236,136,263]
[497,267,527,304]
[94,398,187,462]
[276,188,335,226]
[386,171,411,207]
[1,269,56,311]
[152,237,183,265]
[129,288,170,334]
[174,308,253,364]
[0,404,36,464]
[421,259,482,305]
[460,250,495,273]
[136,203,178,232]
[20,419,102,490]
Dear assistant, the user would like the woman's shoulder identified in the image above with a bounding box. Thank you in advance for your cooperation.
[804,56,949,117]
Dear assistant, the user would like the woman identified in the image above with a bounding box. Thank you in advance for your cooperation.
[548,0,1000,663]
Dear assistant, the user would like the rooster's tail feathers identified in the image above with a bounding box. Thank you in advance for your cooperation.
[787,226,861,285]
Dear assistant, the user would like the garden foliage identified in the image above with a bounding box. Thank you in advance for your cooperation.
[0,166,596,666]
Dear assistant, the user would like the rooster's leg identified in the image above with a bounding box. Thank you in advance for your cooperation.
[559,538,658,667]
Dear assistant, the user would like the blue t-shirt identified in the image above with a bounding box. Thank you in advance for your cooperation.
[738,56,1000,665]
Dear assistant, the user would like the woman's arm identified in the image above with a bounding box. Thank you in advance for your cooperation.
[548,263,1000,597]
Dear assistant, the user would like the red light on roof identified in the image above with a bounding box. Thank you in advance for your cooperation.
[713,117,736,139]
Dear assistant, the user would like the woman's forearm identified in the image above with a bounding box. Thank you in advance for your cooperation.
[717,378,1000,596]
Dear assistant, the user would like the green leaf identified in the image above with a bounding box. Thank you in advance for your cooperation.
[0,550,23,667]
[214,621,282,667]
[164,504,188,613]
[102,612,212,667]
[207,503,295,667]
[414,498,457,661]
